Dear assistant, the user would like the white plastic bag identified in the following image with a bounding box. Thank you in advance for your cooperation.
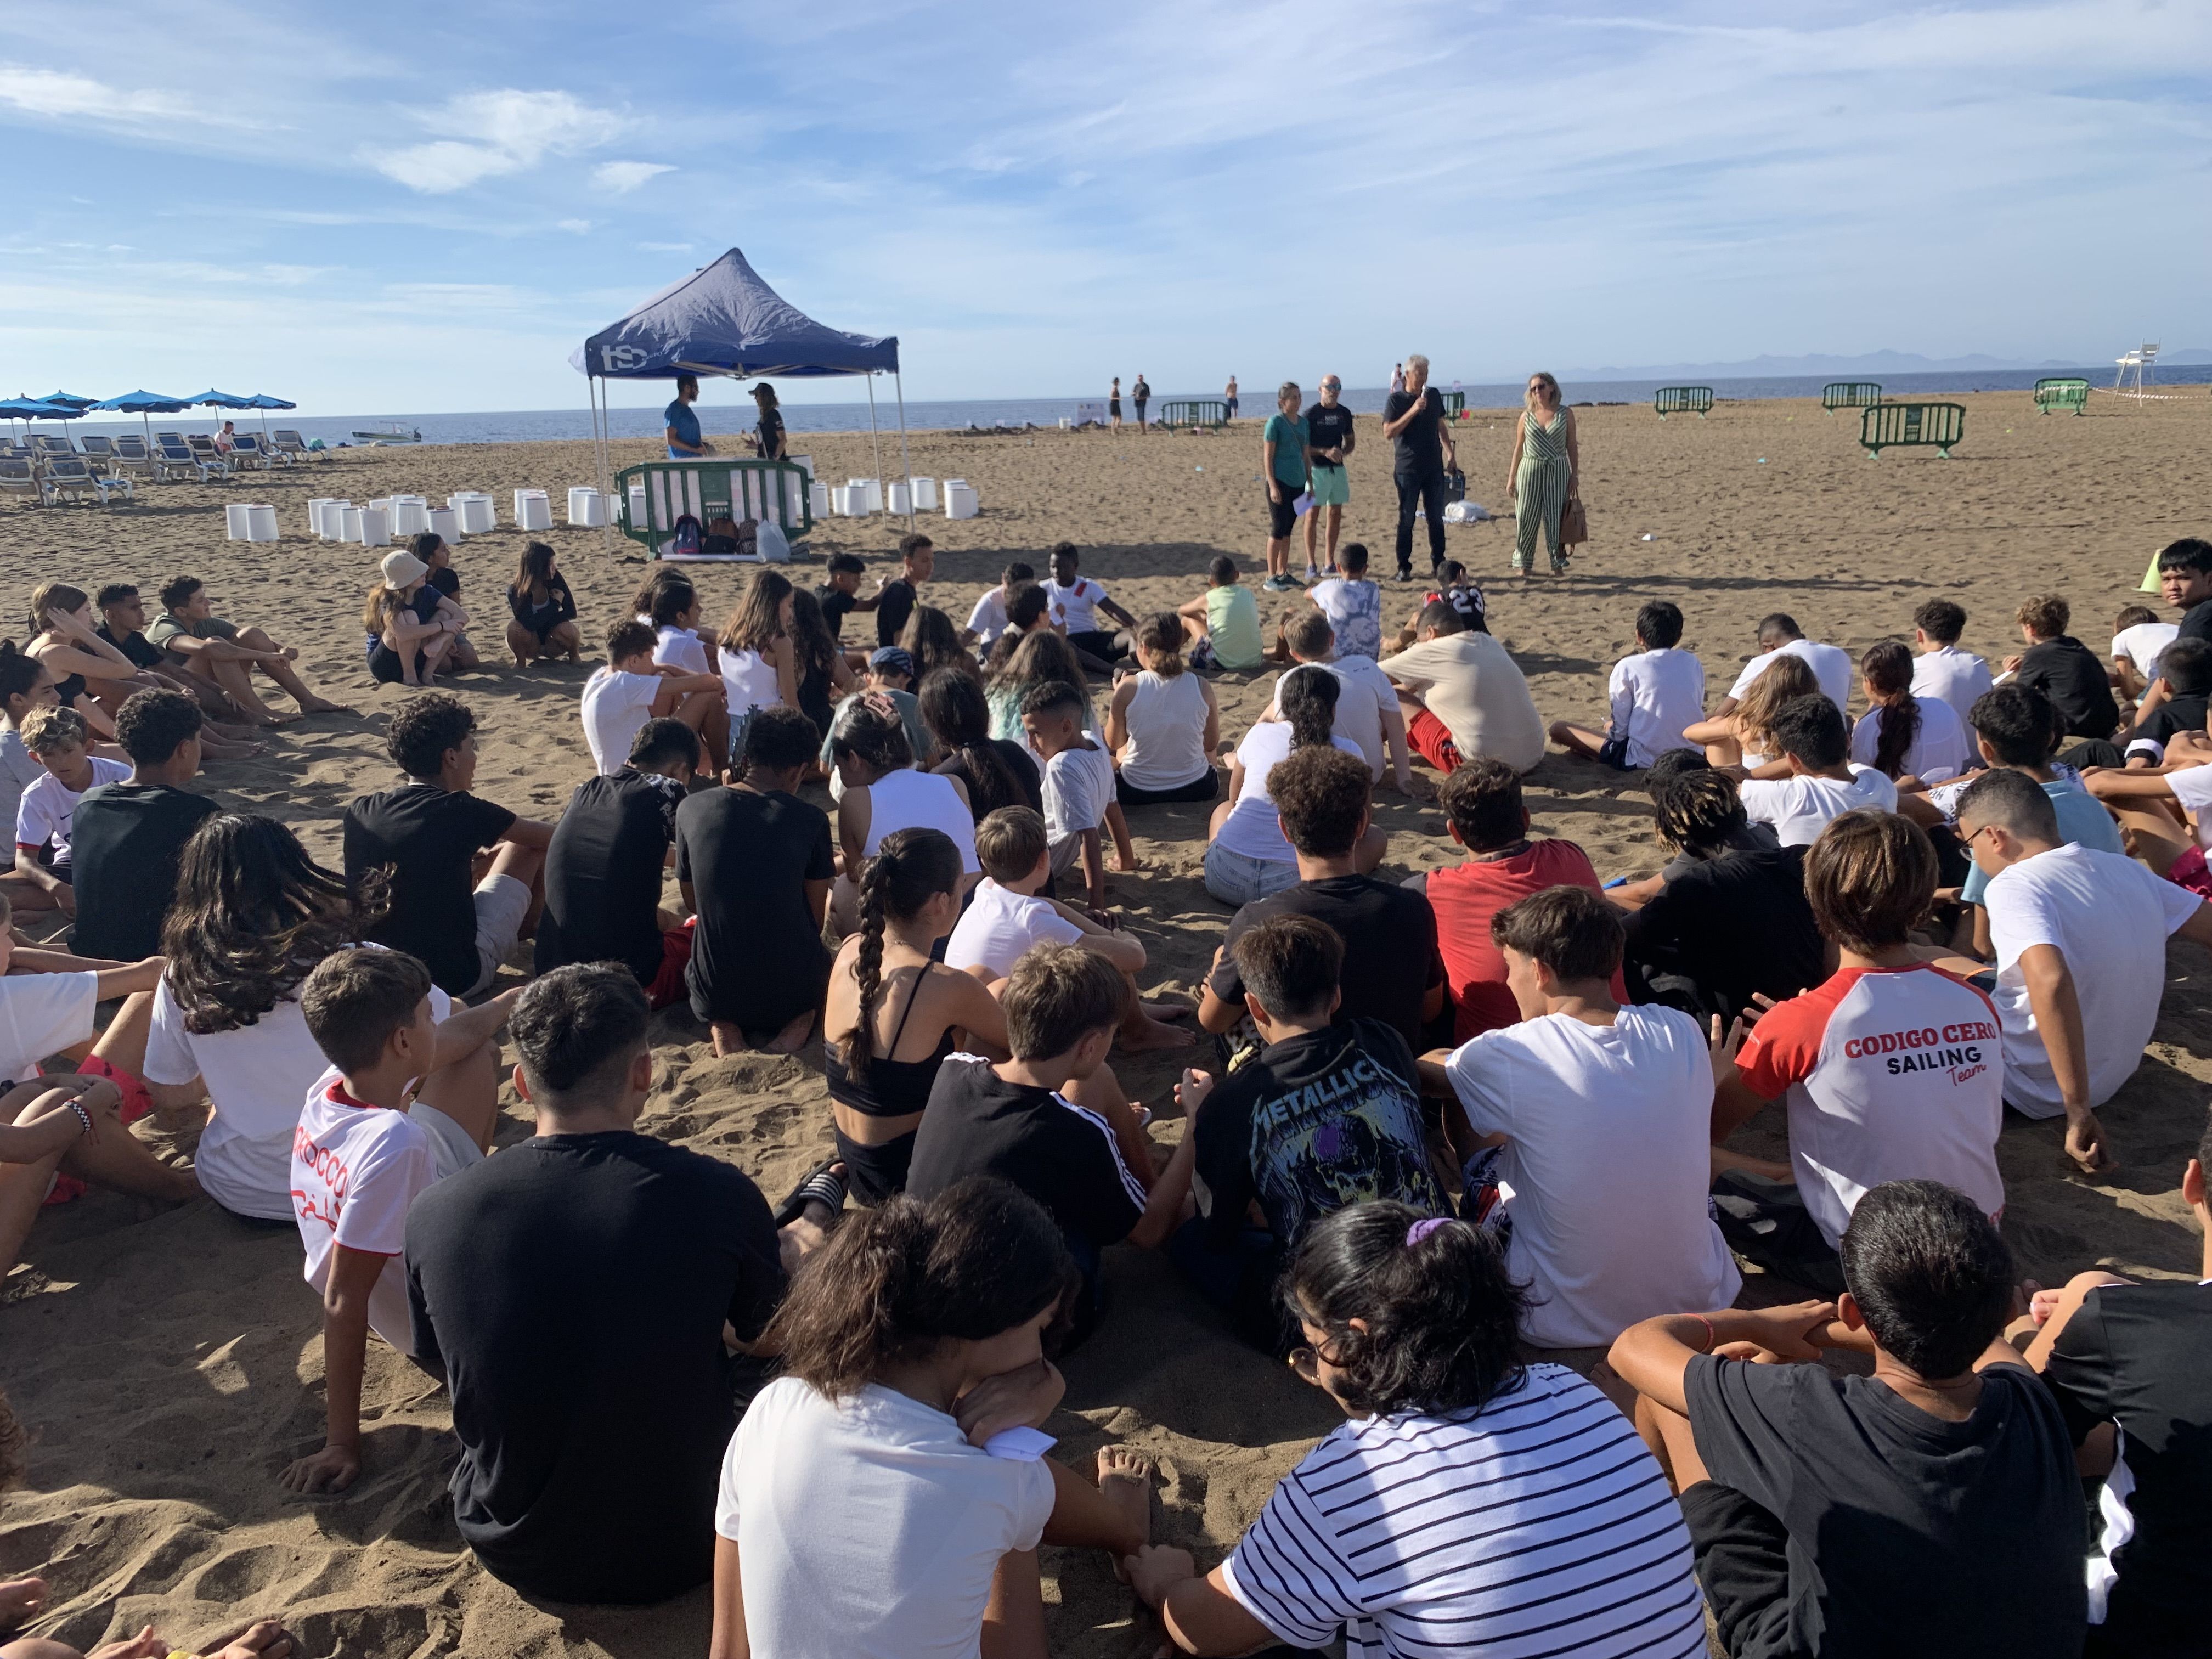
[757,520,791,563]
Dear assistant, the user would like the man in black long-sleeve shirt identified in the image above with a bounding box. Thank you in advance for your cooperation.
[2006,593,2116,742]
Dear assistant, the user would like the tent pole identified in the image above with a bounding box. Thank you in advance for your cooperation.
[594,376,614,555]
[866,374,885,498]
[895,370,915,529]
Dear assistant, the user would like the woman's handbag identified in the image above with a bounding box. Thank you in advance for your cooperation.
[1558,494,1588,549]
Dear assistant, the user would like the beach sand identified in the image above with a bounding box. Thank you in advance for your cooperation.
[3,391,2209,1656]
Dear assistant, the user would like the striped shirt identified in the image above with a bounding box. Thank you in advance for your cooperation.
[1222,1364,1706,1659]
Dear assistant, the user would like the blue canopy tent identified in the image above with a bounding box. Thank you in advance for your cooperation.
[571,247,911,526]
[88,389,192,448]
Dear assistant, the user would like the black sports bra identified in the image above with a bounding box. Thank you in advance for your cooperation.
[824,967,957,1118]
[53,673,86,707]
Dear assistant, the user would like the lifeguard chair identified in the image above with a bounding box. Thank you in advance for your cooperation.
[2114,343,2160,396]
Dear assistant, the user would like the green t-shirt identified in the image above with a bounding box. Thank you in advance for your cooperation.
[146,614,235,653]
[1263,413,1310,488]
[1205,585,1264,671]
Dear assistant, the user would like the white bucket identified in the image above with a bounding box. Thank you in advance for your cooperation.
[911,477,939,510]
[944,484,980,521]
[307,498,344,537]
[809,481,832,519]
[567,486,607,527]
[886,482,912,516]
[514,489,551,531]
[339,506,364,541]
[427,507,461,545]
[452,493,495,534]
[357,506,392,546]
[242,504,279,543]
[223,504,253,540]
[392,498,430,537]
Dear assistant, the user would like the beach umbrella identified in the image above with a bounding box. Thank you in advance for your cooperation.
[88,388,191,447]
[244,392,296,439]
[185,390,257,442]
[0,397,78,438]
[36,392,95,410]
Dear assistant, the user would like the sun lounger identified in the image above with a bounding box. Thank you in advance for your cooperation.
[0,458,43,505]
[28,434,76,461]
[184,435,234,475]
[109,436,155,478]
[152,436,216,482]
[231,432,285,468]
[76,435,119,473]
[272,429,324,462]
[41,458,103,504]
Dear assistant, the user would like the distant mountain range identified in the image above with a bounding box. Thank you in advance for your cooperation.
[1560,348,2212,377]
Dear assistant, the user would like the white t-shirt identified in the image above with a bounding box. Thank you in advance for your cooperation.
[2166,760,2212,850]
[965,588,1009,647]
[944,879,1083,981]
[579,666,662,775]
[716,1376,1055,1659]
[1040,740,1116,867]
[1735,965,2005,1247]
[289,1066,441,1352]
[0,731,43,852]
[15,757,129,860]
[1222,1365,1704,1659]
[1607,647,1706,770]
[1267,661,1387,780]
[144,964,452,1222]
[1984,842,2202,1115]
[1444,1006,1739,1348]
[653,624,710,675]
[1729,637,1855,711]
[1739,765,1898,847]
[1308,578,1384,660]
[2111,621,2178,680]
[1847,695,1973,783]
[1378,633,1545,772]
[860,768,980,872]
[1045,576,1110,635]
[0,971,97,1082]
[1909,645,1995,735]
[1214,726,1366,864]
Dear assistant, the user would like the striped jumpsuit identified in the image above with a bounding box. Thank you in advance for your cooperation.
[1514,408,1575,573]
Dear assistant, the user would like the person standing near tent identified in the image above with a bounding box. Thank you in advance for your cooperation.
[750,384,787,461]
[1224,375,1239,420]
[665,376,712,460]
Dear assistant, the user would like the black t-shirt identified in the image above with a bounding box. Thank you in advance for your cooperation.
[2014,636,2119,738]
[1383,386,1446,477]
[1131,379,1149,403]
[343,782,517,995]
[96,624,162,670]
[1209,875,1442,1053]
[876,578,917,648]
[816,583,858,639]
[675,786,836,1029]
[1304,403,1355,466]
[756,407,786,458]
[507,575,577,636]
[68,782,220,961]
[2176,598,2212,647]
[906,1055,1146,1249]
[1194,1018,1444,1254]
[934,740,1043,820]
[2132,691,2209,751]
[2041,1280,2212,1646]
[428,567,460,600]
[1686,1355,2084,1659]
[405,1131,786,1605]
[535,769,682,983]
[1624,844,1824,1022]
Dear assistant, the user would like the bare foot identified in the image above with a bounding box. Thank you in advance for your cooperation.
[1140,997,1194,1022]
[758,1006,815,1056]
[1096,1446,1154,1572]
[1117,1013,1197,1053]
[0,1575,48,1632]
[295,698,351,715]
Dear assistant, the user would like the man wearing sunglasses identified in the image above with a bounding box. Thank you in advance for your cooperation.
[1301,377,1355,583]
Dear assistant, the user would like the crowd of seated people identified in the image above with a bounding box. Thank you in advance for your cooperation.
[5,532,2212,1659]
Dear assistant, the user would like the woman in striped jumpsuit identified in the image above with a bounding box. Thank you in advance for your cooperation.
[1506,371,1579,574]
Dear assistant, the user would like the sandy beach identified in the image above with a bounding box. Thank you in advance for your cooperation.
[3,390,2209,1657]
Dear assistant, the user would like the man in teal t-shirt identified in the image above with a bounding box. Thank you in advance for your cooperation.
[1261,383,1311,591]
[664,375,709,459]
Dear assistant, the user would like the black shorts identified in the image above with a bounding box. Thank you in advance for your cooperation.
[1710,1170,1844,1297]
[1680,1481,1798,1659]
[834,1125,916,1206]
[1266,481,1300,539]
[1115,768,1219,806]
[366,641,426,685]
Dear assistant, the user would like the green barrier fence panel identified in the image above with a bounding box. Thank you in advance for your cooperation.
[1654,386,1713,419]
[2034,378,2090,415]
[1156,399,1230,430]
[1440,391,1466,416]
[1858,402,1965,458]
[613,458,815,556]
[1821,382,1883,414]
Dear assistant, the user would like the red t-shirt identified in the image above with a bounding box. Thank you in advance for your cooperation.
[1427,840,1614,1041]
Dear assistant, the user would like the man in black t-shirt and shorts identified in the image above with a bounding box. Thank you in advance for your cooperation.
[1380,353,1457,583]
[1301,375,1356,582]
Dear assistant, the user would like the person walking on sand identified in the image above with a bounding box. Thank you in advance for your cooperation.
[665,374,711,459]
[1382,354,1455,584]
[1132,373,1150,432]
[1224,374,1239,420]
[1507,372,1579,576]
[1109,377,1123,432]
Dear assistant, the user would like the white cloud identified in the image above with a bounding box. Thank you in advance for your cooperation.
[558,218,592,234]
[0,61,251,129]
[594,160,675,193]
[372,88,627,194]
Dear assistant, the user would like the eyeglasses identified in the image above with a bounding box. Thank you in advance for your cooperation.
[1321,381,1341,390]
[1962,821,2000,849]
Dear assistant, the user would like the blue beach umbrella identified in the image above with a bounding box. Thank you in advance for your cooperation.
[0,397,78,437]
[88,388,192,447]
[36,392,96,410]
[244,392,296,439]
[185,389,258,443]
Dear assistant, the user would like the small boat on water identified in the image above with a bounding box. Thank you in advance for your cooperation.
[350,422,422,445]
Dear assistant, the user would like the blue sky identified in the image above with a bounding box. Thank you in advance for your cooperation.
[1,1,2204,415]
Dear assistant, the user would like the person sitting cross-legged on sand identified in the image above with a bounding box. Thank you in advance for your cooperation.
[66,689,220,964]
[1604,746,1776,912]
[898,605,981,695]
[820,648,933,785]
[1850,639,1973,787]
[1377,599,1544,775]
[279,946,516,1495]
[410,533,479,673]
[12,707,128,915]
[2109,601,2176,707]
[1105,613,1220,807]
[1200,746,1431,1052]
[24,579,154,741]
[1022,680,1127,911]
[2123,634,2212,763]
[1550,599,1707,770]
[409,963,837,1607]
[343,693,553,1000]
[908,946,1197,1331]
[1682,649,1820,770]
[1711,810,2004,1296]
[1301,540,1384,661]
[871,532,935,652]
[1711,610,1854,716]
[150,575,345,721]
[534,718,697,1005]
[1271,609,1413,793]
[1956,766,2212,1170]
[1909,596,1995,732]
[2013,1118,2212,1658]
[677,707,836,1059]
[92,584,261,757]
[1731,693,1897,845]
[958,559,1035,656]
[1046,541,1138,667]
[1203,666,1369,906]
[2007,592,2121,757]
[1421,885,1741,1350]
[1125,1204,1708,1659]
[922,667,1041,821]
[947,805,1193,1054]
[646,575,730,763]
[1609,1180,2087,1659]
[1181,917,1444,1353]
[1176,555,1265,673]
[830,699,978,933]
[1405,757,1613,1040]
[504,541,580,667]
[711,1178,1158,1659]
[579,619,721,777]
[985,623,1094,742]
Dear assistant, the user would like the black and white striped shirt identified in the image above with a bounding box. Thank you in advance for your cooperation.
[1222,1364,1706,1658]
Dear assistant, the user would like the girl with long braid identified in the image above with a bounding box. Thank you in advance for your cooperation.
[1849,639,1972,785]
[1203,664,1368,905]
[822,828,1008,1204]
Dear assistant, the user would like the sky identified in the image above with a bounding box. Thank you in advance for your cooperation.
[0,1,2205,416]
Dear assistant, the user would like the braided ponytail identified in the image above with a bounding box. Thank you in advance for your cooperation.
[842,827,966,1081]
[1860,641,1921,779]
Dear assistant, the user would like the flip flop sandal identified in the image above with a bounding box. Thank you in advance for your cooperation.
[774,1159,847,1228]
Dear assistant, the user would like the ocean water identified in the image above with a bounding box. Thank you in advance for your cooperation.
[52,365,2205,449]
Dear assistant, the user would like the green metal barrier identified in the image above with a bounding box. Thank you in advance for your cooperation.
[2034,377,2090,415]
[1440,391,1466,417]
[1822,382,1882,414]
[613,458,814,556]
[1156,399,1229,430]
[1654,386,1713,419]
[1858,402,1965,458]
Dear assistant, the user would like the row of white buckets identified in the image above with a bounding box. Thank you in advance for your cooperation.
[292,488,612,545]
[816,476,978,520]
